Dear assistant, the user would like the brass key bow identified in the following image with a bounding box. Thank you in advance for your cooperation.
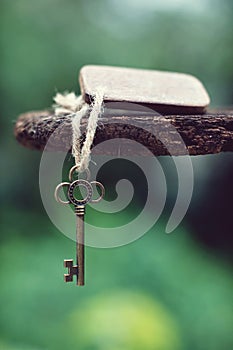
[54,165,105,286]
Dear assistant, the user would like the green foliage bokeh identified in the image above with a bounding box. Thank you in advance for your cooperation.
[0,0,233,349]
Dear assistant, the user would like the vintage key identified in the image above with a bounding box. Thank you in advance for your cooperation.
[54,165,105,286]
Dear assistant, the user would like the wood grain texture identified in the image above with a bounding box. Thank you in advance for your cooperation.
[14,109,233,156]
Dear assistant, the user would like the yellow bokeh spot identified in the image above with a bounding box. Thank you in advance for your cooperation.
[65,290,181,350]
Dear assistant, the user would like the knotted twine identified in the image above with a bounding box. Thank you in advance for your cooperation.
[53,90,104,172]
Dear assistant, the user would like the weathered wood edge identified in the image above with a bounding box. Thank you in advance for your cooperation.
[14,109,233,156]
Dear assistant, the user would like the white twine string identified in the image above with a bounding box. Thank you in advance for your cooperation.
[54,90,104,172]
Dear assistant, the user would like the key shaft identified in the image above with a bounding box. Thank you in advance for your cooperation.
[75,205,85,286]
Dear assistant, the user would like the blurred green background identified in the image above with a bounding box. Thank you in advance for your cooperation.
[0,0,233,349]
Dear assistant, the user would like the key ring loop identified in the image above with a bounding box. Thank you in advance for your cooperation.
[68,179,93,206]
[69,165,91,182]
[54,182,70,205]
[90,181,105,203]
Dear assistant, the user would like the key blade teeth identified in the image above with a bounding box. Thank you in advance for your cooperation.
[64,259,78,283]
[64,259,74,268]
[64,274,73,282]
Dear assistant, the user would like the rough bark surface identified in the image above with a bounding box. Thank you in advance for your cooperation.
[14,109,233,156]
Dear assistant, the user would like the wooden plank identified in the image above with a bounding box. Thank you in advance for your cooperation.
[80,65,210,114]
[14,109,233,156]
